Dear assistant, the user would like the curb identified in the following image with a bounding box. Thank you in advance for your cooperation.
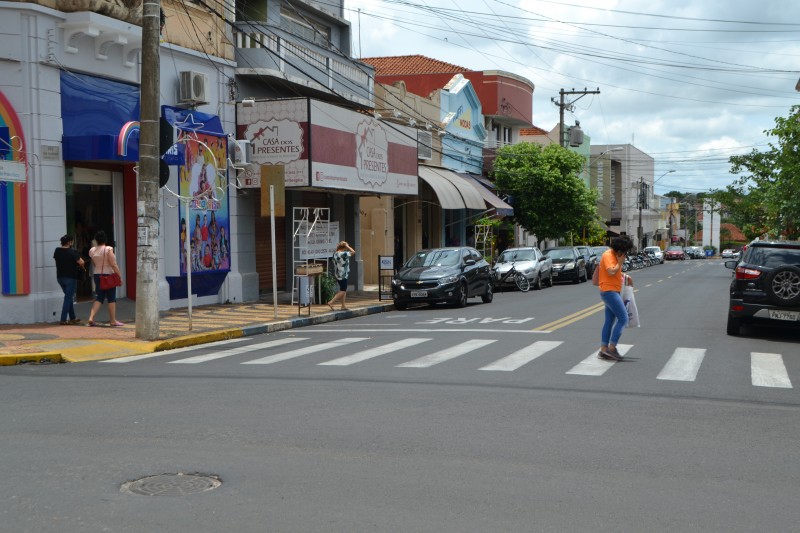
[2,302,395,365]
[0,352,64,366]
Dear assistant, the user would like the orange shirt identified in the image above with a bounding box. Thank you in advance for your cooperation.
[598,249,624,292]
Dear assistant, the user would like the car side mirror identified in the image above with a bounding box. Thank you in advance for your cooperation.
[724,260,738,269]
[465,258,476,266]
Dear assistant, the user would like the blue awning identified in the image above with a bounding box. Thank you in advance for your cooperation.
[60,71,227,162]
[61,72,140,161]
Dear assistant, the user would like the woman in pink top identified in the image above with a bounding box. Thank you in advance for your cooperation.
[87,230,124,327]
[597,236,634,361]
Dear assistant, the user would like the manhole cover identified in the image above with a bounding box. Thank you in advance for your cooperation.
[121,473,221,496]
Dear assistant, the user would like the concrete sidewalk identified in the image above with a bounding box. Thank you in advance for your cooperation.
[0,291,394,365]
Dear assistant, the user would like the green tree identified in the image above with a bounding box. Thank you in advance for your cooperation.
[712,187,769,241]
[491,143,600,241]
[729,105,800,239]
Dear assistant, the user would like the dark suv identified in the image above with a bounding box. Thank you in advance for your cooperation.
[724,241,800,335]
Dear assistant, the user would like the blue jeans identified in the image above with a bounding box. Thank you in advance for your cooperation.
[600,290,628,346]
[57,276,77,322]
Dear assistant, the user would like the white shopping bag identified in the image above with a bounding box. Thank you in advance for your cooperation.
[621,284,640,328]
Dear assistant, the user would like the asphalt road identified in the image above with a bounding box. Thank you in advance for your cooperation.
[2,259,799,532]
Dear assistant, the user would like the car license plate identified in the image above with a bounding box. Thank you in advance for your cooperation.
[769,310,799,321]
[410,290,428,298]
[552,272,558,277]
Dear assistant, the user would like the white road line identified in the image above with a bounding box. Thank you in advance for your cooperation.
[396,339,497,368]
[657,347,706,381]
[751,352,792,388]
[319,338,431,366]
[297,329,549,334]
[101,338,247,363]
[241,337,367,365]
[566,344,633,376]
[479,341,563,371]
[169,338,306,364]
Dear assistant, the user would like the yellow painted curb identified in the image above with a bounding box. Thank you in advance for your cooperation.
[153,328,244,352]
[0,352,63,366]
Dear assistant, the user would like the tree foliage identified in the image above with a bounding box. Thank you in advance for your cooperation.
[728,105,800,239]
[491,143,600,241]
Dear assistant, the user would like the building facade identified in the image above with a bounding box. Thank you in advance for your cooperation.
[0,0,240,324]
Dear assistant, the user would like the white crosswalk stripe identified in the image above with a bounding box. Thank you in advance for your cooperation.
[101,338,247,363]
[169,338,306,364]
[751,352,792,388]
[396,339,497,368]
[657,348,706,381]
[565,344,633,376]
[101,337,799,391]
[241,337,367,365]
[319,338,431,366]
[479,341,563,371]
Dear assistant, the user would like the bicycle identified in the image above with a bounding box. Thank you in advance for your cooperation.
[492,262,530,292]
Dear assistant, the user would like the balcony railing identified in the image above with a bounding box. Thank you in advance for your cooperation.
[233,24,373,107]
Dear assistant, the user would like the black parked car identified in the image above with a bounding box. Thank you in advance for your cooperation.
[575,245,598,276]
[543,246,588,284]
[724,240,800,336]
[392,247,493,309]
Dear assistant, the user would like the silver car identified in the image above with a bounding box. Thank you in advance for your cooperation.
[493,247,553,290]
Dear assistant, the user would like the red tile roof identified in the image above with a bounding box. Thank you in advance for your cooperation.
[519,126,550,136]
[360,55,471,76]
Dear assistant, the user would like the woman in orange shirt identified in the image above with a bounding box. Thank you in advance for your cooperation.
[597,236,634,361]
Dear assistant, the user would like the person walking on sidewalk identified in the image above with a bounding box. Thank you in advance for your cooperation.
[597,235,634,361]
[53,234,85,325]
[327,241,356,311]
[87,230,124,327]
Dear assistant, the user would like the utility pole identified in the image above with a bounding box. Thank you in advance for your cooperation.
[135,0,161,340]
[637,177,644,250]
[553,88,600,147]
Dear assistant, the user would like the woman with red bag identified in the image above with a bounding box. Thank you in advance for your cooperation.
[87,230,124,327]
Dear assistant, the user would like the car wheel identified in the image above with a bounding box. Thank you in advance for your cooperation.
[454,282,468,308]
[580,267,588,283]
[726,314,742,336]
[481,282,493,303]
[533,274,542,290]
[547,271,554,287]
[765,265,800,306]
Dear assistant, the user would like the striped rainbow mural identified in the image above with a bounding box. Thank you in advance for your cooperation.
[117,120,140,156]
[0,90,30,295]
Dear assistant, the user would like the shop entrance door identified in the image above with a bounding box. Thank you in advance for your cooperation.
[66,168,116,301]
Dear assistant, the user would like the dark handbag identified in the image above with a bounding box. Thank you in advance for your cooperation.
[99,273,122,290]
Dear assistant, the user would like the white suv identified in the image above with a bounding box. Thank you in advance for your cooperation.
[644,246,664,264]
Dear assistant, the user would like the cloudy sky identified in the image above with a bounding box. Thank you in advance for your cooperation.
[343,0,800,195]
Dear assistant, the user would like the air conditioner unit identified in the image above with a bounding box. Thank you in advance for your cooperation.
[179,71,209,105]
[230,139,251,165]
[417,130,433,160]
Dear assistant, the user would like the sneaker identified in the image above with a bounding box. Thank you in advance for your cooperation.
[69,318,82,324]
[598,349,621,361]
[606,347,624,359]
[111,321,124,327]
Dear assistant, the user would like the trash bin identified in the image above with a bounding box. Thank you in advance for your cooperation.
[705,249,714,257]
[299,276,312,305]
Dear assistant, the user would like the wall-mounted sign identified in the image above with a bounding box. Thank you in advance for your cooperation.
[0,160,24,182]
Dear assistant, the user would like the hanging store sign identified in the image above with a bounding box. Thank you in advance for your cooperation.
[237,98,418,195]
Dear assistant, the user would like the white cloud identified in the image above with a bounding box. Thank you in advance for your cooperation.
[345,0,800,192]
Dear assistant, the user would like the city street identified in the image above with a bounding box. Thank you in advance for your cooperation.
[2,259,799,532]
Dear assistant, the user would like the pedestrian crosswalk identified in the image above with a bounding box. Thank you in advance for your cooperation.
[102,336,796,389]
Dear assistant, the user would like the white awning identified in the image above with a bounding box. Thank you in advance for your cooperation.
[458,173,514,217]
[418,165,486,210]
